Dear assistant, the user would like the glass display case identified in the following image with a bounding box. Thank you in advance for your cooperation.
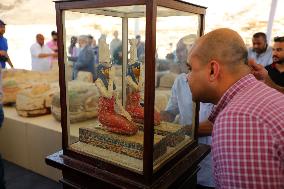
[46,0,209,188]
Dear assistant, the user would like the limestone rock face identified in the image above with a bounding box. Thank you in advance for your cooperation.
[16,82,59,117]
[51,81,100,123]
[2,69,58,104]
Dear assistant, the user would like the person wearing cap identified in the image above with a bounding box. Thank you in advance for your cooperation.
[0,19,14,69]
[30,34,57,71]
[172,34,197,74]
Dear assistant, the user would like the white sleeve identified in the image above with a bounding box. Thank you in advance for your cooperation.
[165,78,179,115]
[30,44,41,58]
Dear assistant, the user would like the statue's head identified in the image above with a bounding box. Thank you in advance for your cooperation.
[128,61,141,79]
[97,63,112,79]
[129,38,138,46]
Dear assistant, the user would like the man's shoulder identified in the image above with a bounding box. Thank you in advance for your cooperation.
[111,39,121,43]
[0,36,7,46]
[0,36,7,42]
[227,81,284,117]
[265,63,273,70]
[266,46,273,53]
[247,47,254,53]
[175,73,187,83]
[47,40,53,44]
[30,43,38,49]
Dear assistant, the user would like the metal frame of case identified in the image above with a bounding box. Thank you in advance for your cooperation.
[46,0,209,188]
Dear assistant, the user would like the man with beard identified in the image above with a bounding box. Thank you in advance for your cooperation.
[248,32,272,67]
[264,36,284,87]
[249,36,284,93]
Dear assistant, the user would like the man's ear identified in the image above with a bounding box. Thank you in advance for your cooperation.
[208,60,220,81]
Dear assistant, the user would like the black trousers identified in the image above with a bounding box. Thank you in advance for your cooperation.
[0,154,5,189]
[0,105,5,189]
[196,184,215,189]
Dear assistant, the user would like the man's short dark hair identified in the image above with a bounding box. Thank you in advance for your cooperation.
[274,36,284,42]
[0,19,6,26]
[51,31,57,36]
[253,32,267,43]
[87,35,93,40]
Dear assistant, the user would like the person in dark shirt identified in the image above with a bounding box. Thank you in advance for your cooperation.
[72,35,95,81]
[264,36,284,86]
[135,35,145,62]
[249,36,284,93]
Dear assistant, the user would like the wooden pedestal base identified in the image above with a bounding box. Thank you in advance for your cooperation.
[46,144,210,189]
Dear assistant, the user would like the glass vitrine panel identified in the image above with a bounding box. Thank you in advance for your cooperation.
[59,3,203,174]
[153,6,200,170]
[63,6,147,173]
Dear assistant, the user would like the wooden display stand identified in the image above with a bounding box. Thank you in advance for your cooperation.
[46,144,210,189]
[45,0,210,188]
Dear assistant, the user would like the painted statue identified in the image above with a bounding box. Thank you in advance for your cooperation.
[126,39,160,125]
[95,40,138,135]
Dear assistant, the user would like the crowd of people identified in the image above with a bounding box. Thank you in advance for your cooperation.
[67,31,145,82]
[0,17,284,189]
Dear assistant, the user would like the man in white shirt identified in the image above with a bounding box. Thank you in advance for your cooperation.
[160,73,215,189]
[30,34,57,71]
[248,32,272,67]
[110,31,122,65]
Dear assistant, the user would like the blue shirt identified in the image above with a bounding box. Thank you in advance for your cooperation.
[73,45,95,80]
[248,46,273,67]
[0,36,8,68]
[165,73,215,187]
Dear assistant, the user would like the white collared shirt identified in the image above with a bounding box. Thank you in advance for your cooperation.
[165,73,215,187]
[248,46,273,67]
[30,43,53,71]
[165,73,213,125]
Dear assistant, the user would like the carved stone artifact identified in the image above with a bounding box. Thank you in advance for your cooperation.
[51,81,100,123]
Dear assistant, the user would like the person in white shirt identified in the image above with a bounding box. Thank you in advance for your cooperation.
[30,34,57,71]
[160,73,215,189]
[248,32,272,67]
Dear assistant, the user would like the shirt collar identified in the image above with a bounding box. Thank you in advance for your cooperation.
[208,74,256,123]
[182,73,188,82]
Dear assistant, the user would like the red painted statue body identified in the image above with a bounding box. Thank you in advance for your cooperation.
[126,92,160,125]
[98,96,138,135]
